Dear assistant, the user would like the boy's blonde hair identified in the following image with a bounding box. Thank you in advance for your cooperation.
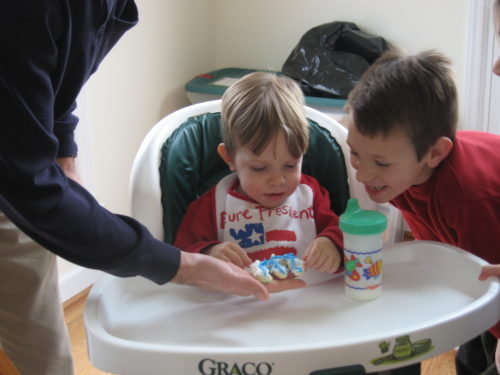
[347,49,458,161]
[221,72,309,158]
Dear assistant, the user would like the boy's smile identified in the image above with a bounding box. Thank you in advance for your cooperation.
[346,114,436,204]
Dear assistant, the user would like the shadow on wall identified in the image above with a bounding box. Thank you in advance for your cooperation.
[159,88,191,121]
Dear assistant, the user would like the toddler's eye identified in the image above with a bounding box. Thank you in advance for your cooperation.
[285,164,298,169]
[375,161,391,167]
[251,166,266,172]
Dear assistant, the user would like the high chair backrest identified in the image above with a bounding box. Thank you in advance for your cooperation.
[130,100,375,243]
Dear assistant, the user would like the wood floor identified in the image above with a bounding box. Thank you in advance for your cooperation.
[64,287,113,375]
[64,287,457,375]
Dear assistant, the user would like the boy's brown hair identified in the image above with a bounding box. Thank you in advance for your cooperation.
[347,49,458,160]
[221,71,309,158]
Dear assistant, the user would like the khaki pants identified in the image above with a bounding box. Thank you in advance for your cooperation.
[0,212,74,375]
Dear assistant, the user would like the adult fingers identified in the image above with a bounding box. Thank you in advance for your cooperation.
[265,278,306,293]
[175,252,269,301]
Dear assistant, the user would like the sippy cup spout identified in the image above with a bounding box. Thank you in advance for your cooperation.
[345,198,361,215]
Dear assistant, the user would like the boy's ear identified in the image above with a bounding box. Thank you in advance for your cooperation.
[426,137,453,168]
[217,143,235,171]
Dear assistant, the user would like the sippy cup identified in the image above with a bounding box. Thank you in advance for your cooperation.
[339,198,387,301]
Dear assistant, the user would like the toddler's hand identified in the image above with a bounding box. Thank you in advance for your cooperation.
[302,236,341,273]
[205,242,252,268]
[479,264,500,280]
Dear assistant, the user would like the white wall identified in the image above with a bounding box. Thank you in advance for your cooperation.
[57,0,216,299]
[58,0,472,299]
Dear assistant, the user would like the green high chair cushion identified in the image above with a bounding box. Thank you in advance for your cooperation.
[159,112,349,244]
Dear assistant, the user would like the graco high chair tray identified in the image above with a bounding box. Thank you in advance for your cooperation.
[84,241,500,375]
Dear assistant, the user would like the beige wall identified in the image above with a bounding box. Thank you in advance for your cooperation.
[86,0,215,214]
[215,0,469,102]
[57,0,216,289]
[58,0,472,294]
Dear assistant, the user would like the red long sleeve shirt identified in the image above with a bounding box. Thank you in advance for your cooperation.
[174,174,343,261]
[391,131,500,336]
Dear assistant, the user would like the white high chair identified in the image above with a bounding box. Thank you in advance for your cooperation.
[84,100,500,375]
[129,100,375,242]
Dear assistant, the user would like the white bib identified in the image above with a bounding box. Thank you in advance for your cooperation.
[215,173,317,259]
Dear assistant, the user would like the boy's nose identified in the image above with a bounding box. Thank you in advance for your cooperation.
[355,166,375,184]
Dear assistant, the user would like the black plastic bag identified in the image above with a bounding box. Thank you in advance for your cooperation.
[282,21,389,99]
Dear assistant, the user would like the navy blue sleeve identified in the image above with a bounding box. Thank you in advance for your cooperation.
[0,1,180,284]
[54,102,79,158]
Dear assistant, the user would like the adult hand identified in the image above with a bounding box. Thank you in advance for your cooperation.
[478,264,500,280]
[174,251,269,300]
[205,242,252,268]
[303,236,341,273]
[265,277,306,293]
[173,252,306,301]
[56,156,82,184]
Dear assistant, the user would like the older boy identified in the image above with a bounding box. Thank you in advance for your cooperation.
[346,49,500,374]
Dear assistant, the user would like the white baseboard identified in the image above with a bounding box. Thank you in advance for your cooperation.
[59,266,105,302]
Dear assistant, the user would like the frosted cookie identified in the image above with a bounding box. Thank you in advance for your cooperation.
[267,257,288,279]
[248,253,305,283]
[281,253,305,277]
[248,260,273,283]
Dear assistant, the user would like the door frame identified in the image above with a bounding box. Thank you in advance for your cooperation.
[464,0,499,133]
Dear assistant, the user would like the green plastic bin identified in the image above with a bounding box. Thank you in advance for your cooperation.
[185,67,346,120]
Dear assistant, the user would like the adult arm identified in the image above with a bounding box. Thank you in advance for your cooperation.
[0,2,180,284]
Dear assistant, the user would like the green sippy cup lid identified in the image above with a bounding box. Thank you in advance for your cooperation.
[339,198,387,235]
